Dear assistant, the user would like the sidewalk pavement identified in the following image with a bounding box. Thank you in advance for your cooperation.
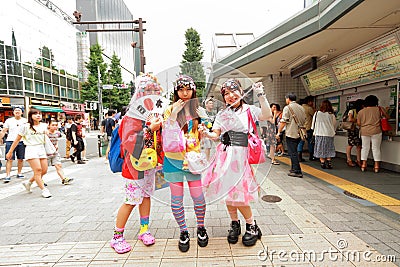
[0,156,398,266]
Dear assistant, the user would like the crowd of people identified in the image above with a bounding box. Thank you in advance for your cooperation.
[0,72,389,254]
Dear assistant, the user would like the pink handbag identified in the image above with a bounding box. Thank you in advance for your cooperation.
[247,109,266,165]
[162,120,186,152]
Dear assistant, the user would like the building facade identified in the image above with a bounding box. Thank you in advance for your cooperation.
[76,0,136,82]
[0,0,83,122]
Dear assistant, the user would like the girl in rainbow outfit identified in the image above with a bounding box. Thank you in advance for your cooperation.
[163,75,208,252]
[110,73,164,254]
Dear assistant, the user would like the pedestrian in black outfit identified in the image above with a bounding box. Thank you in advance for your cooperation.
[70,115,85,164]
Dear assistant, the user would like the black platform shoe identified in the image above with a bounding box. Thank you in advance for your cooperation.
[197,226,209,247]
[227,220,241,244]
[242,221,262,246]
[178,231,190,252]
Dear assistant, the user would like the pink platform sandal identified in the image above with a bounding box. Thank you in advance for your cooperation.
[110,237,132,254]
[138,232,155,246]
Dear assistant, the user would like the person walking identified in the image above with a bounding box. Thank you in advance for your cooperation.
[47,120,74,185]
[311,100,337,169]
[0,107,27,183]
[273,104,285,156]
[200,97,216,161]
[202,79,271,247]
[110,74,163,254]
[70,115,85,164]
[357,95,387,172]
[297,96,316,161]
[163,75,208,252]
[276,93,306,178]
[104,110,116,161]
[64,116,73,159]
[6,108,51,198]
[260,103,279,165]
[345,99,364,167]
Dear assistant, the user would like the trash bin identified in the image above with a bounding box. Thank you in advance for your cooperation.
[98,134,108,157]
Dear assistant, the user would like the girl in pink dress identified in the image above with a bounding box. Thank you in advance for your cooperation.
[201,79,271,246]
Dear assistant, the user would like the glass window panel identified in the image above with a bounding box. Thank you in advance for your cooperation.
[44,83,52,94]
[9,90,23,96]
[25,91,34,97]
[0,75,6,89]
[73,80,79,89]
[8,76,22,90]
[7,61,22,76]
[67,78,72,88]
[34,68,43,81]
[0,60,5,75]
[53,85,59,96]
[52,73,59,85]
[74,90,80,100]
[0,89,8,95]
[43,71,51,83]
[35,82,44,93]
[24,79,33,91]
[0,45,4,59]
[5,46,14,60]
[67,88,74,99]
[60,76,66,86]
[60,87,66,97]
[23,64,33,78]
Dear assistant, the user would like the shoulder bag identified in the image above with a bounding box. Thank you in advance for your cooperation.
[288,106,307,141]
[247,109,266,165]
[379,106,392,132]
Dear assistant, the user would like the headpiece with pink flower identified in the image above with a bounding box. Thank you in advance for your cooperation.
[174,75,196,91]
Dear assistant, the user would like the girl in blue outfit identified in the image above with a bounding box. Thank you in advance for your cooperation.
[163,75,208,252]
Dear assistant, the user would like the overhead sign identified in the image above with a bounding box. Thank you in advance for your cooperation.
[301,65,339,95]
[102,84,113,89]
[331,35,400,89]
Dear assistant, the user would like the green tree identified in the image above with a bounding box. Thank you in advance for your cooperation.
[80,44,108,116]
[180,28,206,100]
[104,53,131,111]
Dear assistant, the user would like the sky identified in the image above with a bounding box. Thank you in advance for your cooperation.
[51,0,307,79]
[124,0,305,74]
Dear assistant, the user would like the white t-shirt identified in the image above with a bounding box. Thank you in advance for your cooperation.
[19,123,48,146]
[4,117,28,141]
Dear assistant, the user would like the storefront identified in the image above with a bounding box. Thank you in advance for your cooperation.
[301,30,400,171]
[61,101,85,119]
[0,96,25,122]
[29,97,63,123]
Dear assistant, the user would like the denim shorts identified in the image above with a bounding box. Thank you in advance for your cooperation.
[5,141,25,160]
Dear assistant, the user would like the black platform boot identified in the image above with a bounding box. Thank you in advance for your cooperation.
[242,221,262,246]
[227,220,241,244]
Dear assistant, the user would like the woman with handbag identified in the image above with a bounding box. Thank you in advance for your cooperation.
[201,79,271,247]
[110,74,163,254]
[345,99,364,167]
[5,108,51,198]
[162,75,209,253]
[311,100,337,169]
[357,95,388,172]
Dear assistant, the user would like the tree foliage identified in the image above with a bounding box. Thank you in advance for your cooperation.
[103,53,131,111]
[180,28,206,100]
[80,44,107,116]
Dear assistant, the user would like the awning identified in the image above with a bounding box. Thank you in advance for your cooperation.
[62,109,84,115]
[31,105,64,113]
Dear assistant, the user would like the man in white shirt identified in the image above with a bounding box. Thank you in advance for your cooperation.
[0,107,27,183]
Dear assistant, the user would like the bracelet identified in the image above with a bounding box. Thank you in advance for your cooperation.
[257,92,265,97]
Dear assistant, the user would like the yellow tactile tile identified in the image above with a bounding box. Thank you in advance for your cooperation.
[276,157,400,214]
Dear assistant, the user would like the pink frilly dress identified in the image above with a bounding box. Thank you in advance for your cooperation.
[203,104,261,206]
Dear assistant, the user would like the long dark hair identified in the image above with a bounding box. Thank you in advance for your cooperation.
[28,108,41,133]
[173,86,199,133]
